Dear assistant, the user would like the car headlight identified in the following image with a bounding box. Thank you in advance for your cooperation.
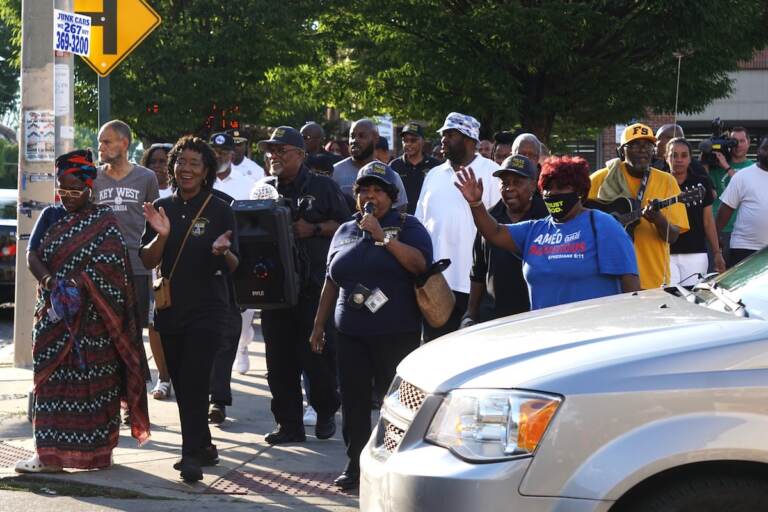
[425,389,562,462]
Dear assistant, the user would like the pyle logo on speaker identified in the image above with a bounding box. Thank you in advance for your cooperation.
[251,290,265,296]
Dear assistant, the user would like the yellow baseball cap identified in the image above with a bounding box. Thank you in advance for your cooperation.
[620,123,657,145]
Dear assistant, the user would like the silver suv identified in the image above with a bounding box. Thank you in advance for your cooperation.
[360,248,768,512]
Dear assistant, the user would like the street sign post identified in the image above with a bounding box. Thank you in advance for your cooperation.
[74,0,161,77]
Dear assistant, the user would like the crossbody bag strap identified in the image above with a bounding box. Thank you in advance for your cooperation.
[167,193,213,280]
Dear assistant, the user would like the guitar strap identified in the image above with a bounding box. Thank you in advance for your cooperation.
[636,170,650,202]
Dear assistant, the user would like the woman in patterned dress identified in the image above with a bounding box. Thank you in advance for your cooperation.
[15,149,150,473]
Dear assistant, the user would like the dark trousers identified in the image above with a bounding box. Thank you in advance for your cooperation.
[423,291,469,342]
[727,248,756,268]
[209,306,243,406]
[337,330,420,472]
[162,326,221,457]
[261,291,340,432]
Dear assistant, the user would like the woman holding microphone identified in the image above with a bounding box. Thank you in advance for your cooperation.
[310,161,432,490]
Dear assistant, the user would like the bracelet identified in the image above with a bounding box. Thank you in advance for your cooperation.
[223,249,231,257]
[41,274,52,289]
[468,200,483,208]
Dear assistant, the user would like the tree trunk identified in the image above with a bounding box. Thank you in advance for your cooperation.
[519,108,555,145]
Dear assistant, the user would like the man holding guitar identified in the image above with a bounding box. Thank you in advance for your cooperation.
[589,124,689,289]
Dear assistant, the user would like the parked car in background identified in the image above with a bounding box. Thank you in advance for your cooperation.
[361,247,768,512]
[0,189,16,304]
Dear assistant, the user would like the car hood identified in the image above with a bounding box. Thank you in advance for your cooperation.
[399,289,768,395]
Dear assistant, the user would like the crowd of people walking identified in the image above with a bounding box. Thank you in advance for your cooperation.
[15,111,768,490]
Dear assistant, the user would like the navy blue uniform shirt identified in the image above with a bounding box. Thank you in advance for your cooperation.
[390,154,441,215]
[273,165,351,290]
[327,209,433,336]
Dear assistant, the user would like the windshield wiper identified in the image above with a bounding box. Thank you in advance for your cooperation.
[692,281,747,317]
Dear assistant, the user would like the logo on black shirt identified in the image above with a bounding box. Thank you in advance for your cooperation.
[191,217,210,237]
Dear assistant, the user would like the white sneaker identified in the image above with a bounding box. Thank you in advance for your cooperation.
[303,406,317,426]
[234,346,250,374]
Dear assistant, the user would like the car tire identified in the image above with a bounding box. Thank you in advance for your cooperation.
[619,474,768,512]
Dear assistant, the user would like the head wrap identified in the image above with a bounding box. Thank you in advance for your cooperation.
[55,149,97,188]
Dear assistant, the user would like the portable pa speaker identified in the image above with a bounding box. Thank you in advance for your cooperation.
[232,199,300,309]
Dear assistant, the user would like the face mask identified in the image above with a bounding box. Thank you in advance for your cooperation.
[544,192,580,221]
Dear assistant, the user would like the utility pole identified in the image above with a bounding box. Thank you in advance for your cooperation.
[14,1,74,368]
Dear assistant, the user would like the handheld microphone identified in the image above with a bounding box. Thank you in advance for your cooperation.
[363,202,374,240]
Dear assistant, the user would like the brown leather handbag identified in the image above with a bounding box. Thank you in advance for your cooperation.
[153,194,213,310]
[414,259,455,328]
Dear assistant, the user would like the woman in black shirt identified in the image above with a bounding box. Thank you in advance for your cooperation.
[667,137,725,284]
[140,135,239,482]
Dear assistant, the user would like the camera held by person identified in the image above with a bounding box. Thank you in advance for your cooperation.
[698,118,738,167]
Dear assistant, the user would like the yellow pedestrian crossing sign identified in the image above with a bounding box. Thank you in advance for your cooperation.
[74,0,161,77]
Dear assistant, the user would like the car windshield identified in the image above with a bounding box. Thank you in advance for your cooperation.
[693,247,768,319]
[0,191,16,220]
[0,199,15,220]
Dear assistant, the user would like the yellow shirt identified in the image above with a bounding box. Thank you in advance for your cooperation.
[590,164,689,289]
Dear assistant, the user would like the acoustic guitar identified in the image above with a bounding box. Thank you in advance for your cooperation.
[584,184,705,237]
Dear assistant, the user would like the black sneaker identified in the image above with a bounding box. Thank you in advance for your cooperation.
[264,427,306,445]
[208,403,226,425]
[174,445,219,470]
[178,457,203,483]
[315,414,336,440]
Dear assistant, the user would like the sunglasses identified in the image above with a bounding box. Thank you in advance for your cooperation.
[57,188,88,198]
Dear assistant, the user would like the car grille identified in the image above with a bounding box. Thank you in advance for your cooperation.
[383,422,405,453]
[379,379,427,454]
[398,380,426,413]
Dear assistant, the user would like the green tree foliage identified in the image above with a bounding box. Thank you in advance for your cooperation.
[0,0,20,118]
[266,0,768,141]
[3,1,768,144]
[0,138,18,188]
[75,0,325,142]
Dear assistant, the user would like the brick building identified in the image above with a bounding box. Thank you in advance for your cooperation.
[592,48,768,167]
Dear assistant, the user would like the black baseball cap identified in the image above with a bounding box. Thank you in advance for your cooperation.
[209,132,235,150]
[493,154,537,179]
[226,129,248,144]
[356,160,398,187]
[401,122,424,138]
[257,126,305,152]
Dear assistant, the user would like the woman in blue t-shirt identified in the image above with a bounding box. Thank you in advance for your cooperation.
[310,160,432,491]
[455,154,639,310]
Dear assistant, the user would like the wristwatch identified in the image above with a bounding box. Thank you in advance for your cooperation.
[375,234,393,247]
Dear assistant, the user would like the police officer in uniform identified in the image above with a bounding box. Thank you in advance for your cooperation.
[256,126,350,444]
[389,123,441,214]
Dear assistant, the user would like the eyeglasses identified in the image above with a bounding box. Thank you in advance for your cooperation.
[57,188,87,198]
[265,146,301,157]
[627,140,654,151]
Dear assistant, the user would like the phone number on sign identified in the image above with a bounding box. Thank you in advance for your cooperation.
[56,30,89,55]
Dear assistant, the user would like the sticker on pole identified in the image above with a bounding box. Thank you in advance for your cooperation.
[54,9,91,57]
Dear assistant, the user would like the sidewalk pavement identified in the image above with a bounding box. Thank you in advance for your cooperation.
[0,317,360,511]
